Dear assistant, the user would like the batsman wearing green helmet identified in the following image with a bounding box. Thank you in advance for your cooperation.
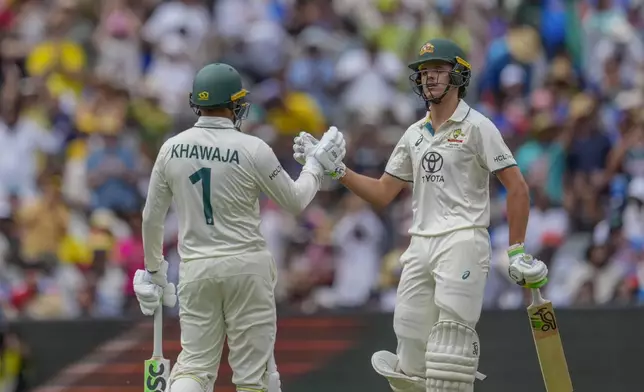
[294,39,547,392]
[133,63,346,392]
[188,62,251,129]
[408,38,471,106]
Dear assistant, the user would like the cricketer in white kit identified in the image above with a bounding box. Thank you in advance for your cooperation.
[294,39,549,392]
[132,63,346,392]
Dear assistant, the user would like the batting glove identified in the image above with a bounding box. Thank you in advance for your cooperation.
[312,127,347,179]
[293,131,319,165]
[133,259,177,316]
[507,244,548,288]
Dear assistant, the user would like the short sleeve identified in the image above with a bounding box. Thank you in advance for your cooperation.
[476,118,517,173]
[385,134,413,182]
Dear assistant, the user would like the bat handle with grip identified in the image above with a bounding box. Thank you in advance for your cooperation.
[530,288,547,307]
[153,304,163,358]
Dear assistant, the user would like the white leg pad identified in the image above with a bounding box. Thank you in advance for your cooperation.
[425,321,480,392]
[168,377,205,392]
[167,371,215,392]
[371,351,426,392]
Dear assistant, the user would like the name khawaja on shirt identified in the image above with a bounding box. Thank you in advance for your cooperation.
[170,143,240,164]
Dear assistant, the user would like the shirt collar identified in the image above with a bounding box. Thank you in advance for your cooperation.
[421,100,471,136]
[449,100,471,123]
[194,116,234,129]
[424,100,472,124]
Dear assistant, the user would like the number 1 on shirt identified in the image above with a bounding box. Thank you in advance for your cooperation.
[189,167,214,225]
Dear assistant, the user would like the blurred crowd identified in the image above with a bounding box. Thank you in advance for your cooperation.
[0,0,643,320]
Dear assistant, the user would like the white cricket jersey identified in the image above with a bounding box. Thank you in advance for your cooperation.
[142,116,322,271]
[384,100,517,237]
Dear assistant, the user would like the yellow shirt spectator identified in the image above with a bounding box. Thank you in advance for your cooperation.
[75,108,123,135]
[75,82,129,135]
[16,177,69,262]
[17,198,69,262]
[26,40,86,97]
[0,347,22,385]
[368,0,414,59]
[370,25,414,59]
[58,235,92,266]
[266,91,326,137]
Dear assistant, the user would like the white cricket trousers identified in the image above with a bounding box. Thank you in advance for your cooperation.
[170,249,278,391]
[393,228,490,378]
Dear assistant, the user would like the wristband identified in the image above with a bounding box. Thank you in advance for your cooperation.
[328,163,346,179]
[507,243,525,258]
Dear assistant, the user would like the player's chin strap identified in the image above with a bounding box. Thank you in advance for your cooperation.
[188,93,249,132]
[424,83,451,105]
[232,101,250,132]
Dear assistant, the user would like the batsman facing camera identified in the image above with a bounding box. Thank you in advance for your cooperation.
[295,37,550,392]
[408,38,472,106]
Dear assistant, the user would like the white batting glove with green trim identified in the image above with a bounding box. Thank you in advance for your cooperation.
[293,132,318,165]
[312,127,346,179]
[294,128,347,179]
[507,244,548,288]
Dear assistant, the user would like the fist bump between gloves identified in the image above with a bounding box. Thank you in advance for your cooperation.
[133,259,177,316]
[293,126,347,179]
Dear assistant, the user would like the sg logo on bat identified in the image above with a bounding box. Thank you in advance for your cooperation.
[145,360,168,392]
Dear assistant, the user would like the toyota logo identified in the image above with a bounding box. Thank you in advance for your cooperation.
[422,152,443,173]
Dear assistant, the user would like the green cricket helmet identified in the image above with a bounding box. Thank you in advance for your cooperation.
[408,38,472,105]
[189,63,250,129]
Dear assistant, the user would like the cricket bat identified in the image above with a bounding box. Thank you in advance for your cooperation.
[527,289,573,392]
[145,305,170,392]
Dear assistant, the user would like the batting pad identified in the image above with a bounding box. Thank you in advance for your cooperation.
[371,351,426,392]
[167,377,203,392]
[425,321,480,392]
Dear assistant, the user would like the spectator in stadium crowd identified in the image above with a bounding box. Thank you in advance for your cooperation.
[0,0,644,320]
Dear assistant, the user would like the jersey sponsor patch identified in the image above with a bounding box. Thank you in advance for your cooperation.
[445,129,467,149]
[268,165,283,180]
[493,153,513,164]
[420,151,444,183]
